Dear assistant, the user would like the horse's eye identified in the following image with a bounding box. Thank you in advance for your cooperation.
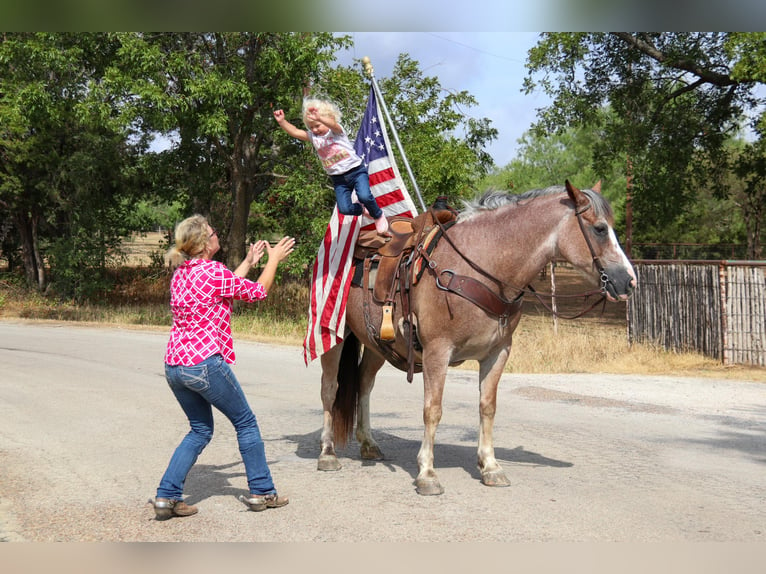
[592,223,608,237]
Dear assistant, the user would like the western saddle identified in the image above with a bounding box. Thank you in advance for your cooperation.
[352,197,524,382]
[352,198,456,380]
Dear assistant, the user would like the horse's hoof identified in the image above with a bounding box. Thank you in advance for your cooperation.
[415,478,444,496]
[360,443,383,460]
[317,454,342,471]
[481,469,511,487]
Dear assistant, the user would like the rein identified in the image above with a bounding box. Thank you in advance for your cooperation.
[420,202,611,321]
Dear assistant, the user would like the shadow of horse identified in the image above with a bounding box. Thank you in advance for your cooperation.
[284,426,572,483]
[166,427,573,505]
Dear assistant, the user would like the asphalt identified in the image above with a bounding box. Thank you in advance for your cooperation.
[1,320,765,545]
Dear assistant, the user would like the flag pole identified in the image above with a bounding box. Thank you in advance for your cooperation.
[362,56,427,213]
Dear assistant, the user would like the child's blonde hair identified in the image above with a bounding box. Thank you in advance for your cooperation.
[164,214,210,269]
[302,97,342,126]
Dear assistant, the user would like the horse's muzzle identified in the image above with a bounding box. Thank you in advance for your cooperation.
[603,268,636,301]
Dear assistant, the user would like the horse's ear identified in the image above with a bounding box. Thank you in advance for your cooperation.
[565,179,588,209]
[592,180,602,194]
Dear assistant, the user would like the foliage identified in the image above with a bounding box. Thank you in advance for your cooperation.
[1,33,501,301]
[0,32,148,299]
[523,32,765,255]
[732,139,766,258]
[481,122,625,207]
[378,54,498,207]
[727,32,766,132]
[104,32,352,271]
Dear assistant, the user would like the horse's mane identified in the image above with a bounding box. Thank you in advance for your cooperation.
[458,185,612,222]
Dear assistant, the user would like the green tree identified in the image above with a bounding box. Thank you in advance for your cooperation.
[524,32,765,256]
[1,34,507,295]
[492,123,620,191]
[107,32,351,270]
[733,140,766,258]
[0,33,145,298]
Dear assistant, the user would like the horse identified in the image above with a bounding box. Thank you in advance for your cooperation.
[318,180,636,495]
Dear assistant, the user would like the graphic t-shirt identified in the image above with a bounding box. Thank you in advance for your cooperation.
[307,125,362,175]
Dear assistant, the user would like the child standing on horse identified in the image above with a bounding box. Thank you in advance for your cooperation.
[273,97,390,236]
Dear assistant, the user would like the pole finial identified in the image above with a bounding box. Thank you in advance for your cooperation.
[362,56,374,77]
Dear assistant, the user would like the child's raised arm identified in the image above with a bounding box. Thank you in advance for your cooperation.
[273,109,309,141]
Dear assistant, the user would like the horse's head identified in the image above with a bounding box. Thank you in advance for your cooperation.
[560,180,636,301]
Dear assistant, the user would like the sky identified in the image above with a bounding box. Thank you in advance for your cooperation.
[335,32,550,168]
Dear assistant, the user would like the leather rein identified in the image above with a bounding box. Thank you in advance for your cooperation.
[418,201,612,322]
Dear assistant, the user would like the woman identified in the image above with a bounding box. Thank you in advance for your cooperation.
[153,214,295,520]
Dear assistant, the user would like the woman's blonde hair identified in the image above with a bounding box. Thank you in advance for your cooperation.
[302,97,342,126]
[164,214,210,269]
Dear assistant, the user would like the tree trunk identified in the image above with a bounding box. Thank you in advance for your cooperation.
[15,211,46,291]
[226,163,250,270]
[744,190,763,260]
[747,207,762,260]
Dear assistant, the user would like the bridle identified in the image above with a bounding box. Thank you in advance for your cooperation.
[421,199,612,321]
[574,201,613,298]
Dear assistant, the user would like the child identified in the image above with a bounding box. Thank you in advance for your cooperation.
[273,97,390,236]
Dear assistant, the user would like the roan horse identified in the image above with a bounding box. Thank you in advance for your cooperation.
[318,180,636,495]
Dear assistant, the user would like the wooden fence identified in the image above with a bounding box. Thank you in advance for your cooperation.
[628,261,766,366]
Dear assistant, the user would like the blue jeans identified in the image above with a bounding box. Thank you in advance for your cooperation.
[157,354,276,500]
[330,163,384,219]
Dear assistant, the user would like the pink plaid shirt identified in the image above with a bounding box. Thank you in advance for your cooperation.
[164,259,268,366]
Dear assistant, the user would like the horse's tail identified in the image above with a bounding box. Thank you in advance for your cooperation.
[332,331,360,448]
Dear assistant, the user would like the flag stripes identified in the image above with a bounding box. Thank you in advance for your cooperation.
[303,86,417,364]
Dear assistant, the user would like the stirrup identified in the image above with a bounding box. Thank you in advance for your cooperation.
[380,305,395,341]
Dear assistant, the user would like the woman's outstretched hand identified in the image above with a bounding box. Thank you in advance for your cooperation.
[266,236,296,264]
[244,240,268,267]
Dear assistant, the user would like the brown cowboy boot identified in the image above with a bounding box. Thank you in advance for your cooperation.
[153,498,198,520]
[238,492,289,512]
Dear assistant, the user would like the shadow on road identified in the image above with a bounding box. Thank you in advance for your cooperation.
[182,461,249,506]
[284,428,573,482]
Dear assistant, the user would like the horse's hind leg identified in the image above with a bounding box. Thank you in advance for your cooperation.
[318,343,343,471]
[356,347,385,460]
[477,348,511,487]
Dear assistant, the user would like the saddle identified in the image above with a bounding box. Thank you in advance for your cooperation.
[353,197,525,382]
[354,199,457,381]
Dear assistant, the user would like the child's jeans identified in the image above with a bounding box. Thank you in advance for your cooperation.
[330,163,384,219]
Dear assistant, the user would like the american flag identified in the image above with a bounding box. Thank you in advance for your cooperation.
[303,86,418,364]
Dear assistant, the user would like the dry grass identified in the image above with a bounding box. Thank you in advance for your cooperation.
[489,313,763,381]
[1,263,763,383]
[122,231,167,267]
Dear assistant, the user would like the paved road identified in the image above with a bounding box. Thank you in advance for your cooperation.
[0,320,764,542]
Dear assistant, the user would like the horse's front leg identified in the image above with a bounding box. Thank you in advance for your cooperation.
[318,343,343,471]
[477,347,511,487]
[356,347,385,460]
[415,345,449,495]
